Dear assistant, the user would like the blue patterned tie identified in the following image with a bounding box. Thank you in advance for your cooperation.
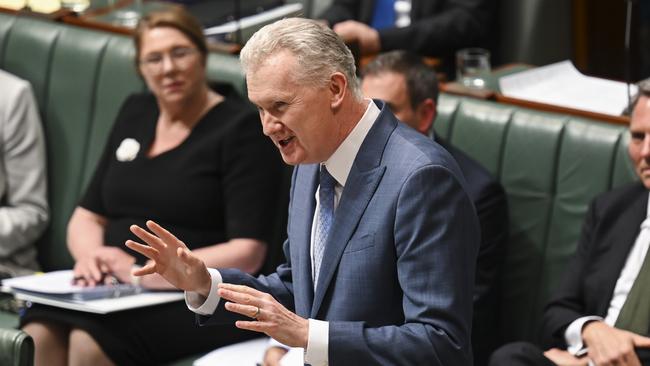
[314,165,336,287]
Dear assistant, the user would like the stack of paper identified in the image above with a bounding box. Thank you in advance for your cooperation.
[2,270,184,314]
[499,60,637,116]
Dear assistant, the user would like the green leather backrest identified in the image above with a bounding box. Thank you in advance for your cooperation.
[2,15,61,112]
[0,13,247,271]
[42,26,116,269]
[0,328,34,366]
[436,94,637,344]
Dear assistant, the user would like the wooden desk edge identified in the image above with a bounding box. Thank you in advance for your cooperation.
[496,94,630,125]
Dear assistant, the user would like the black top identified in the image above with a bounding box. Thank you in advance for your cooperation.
[81,87,284,263]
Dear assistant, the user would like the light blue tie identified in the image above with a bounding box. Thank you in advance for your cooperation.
[314,165,336,287]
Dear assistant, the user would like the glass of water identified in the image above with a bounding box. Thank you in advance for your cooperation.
[60,0,90,12]
[108,0,143,28]
[456,48,491,90]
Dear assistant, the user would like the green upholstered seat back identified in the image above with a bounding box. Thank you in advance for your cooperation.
[435,94,637,344]
[0,328,33,366]
[0,13,247,271]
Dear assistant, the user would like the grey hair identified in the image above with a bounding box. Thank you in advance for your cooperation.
[625,79,650,116]
[240,17,361,98]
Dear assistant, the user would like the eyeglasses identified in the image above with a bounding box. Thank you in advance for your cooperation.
[140,47,198,73]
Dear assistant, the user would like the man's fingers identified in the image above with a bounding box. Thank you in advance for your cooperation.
[132,261,157,276]
[632,334,650,348]
[125,240,159,260]
[129,225,166,250]
[146,220,188,249]
[218,287,262,307]
[224,301,261,319]
[218,282,267,298]
[234,320,270,334]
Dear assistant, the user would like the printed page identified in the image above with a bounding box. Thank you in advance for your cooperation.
[499,60,637,116]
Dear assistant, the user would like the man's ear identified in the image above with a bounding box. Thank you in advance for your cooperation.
[416,98,437,135]
[329,72,348,109]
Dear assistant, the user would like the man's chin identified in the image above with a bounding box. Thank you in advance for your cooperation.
[642,176,650,190]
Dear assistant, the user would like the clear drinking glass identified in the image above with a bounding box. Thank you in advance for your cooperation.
[108,0,143,27]
[456,48,491,89]
[60,0,90,12]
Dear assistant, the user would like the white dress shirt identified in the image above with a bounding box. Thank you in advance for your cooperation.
[565,192,650,356]
[186,99,380,366]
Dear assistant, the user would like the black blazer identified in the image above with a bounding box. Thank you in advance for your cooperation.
[541,182,649,349]
[437,136,508,366]
[320,0,493,58]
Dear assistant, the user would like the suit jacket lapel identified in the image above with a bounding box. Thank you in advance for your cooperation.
[310,102,396,317]
[291,164,319,315]
[595,185,648,316]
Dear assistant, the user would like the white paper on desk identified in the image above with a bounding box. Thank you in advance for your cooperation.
[2,270,185,314]
[499,60,637,116]
[193,338,304,366]
[13,291,185,314]
[3,270,87,294]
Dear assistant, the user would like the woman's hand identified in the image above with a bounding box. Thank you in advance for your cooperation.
[73,246,135,286]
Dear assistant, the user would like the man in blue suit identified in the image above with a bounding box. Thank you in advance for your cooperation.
[127,17,479,365]
[361,50,508,366]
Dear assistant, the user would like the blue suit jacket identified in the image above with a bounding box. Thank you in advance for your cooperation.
[204,101,480,365]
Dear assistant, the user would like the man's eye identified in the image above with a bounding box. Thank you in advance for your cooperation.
[631,132,645,141]
[274,102,287,110]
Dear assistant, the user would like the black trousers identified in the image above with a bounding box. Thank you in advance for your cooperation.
[489,342,556,366]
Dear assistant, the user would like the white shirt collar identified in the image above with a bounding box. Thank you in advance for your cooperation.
[323,99,380,187]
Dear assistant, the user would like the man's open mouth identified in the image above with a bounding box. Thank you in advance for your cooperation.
[279,136,295,147]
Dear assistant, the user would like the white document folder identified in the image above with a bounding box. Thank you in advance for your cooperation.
[2,270,184,314]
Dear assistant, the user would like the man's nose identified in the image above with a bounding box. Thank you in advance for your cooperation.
[261,114,282,136]
[642,134,650,158]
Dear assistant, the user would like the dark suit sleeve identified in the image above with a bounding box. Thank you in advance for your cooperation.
[473,181,508,303]
[540,199,600,349]
[328,165,479,365]
[379,0,492,57]
[471,180,508,363]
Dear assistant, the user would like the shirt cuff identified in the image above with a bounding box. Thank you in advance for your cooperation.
[268,337,290,350]
[304,318,328,366]
[185,268,222,315]
[565,315,603,355]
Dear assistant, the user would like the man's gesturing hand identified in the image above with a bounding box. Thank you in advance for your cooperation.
[217,283,309,348]
[125,220,211,297]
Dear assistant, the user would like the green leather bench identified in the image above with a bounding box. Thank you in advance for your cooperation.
[0,11,248,365]
[0,10,640,365]
[435,94,637,346]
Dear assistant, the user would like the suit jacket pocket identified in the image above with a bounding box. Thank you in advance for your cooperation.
[343,233,375,254]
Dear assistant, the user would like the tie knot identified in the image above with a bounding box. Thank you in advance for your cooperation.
[320,165,337,191]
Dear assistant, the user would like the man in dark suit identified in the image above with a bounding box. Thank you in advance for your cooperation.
[489,81,650,366]
[361,50,508,366]
[127,18,480,365]
[319,0,493,69]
